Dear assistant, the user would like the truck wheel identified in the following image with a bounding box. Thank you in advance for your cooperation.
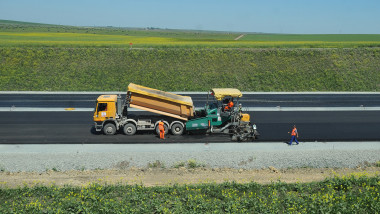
[171,123,184,135]
[103,123,116,135]
[123,123,136,136]
[155,124,168,135]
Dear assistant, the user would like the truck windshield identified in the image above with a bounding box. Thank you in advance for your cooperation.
[97,103,107,111]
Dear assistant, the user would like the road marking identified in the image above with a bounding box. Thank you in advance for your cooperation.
[245,107,380,111]
[2,107,380,112]
[0,107,94,112]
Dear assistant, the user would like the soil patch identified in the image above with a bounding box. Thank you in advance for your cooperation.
[1,167,379,188]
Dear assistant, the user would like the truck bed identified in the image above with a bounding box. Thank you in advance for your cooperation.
[128,83,194,121]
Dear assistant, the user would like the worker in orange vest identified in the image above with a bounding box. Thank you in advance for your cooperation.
[288,125,299,145]
[158,120,165,139]
[224,99,234,111]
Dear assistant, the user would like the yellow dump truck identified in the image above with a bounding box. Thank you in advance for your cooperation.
[93,83,259,141]
[94,83,194,136]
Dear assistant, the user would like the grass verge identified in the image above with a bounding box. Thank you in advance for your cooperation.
[0,173,378,213]
[1,47,380,91]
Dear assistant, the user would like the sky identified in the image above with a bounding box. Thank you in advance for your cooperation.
[1,0,380,34]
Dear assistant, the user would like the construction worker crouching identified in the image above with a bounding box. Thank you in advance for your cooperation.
[158,120,165,139]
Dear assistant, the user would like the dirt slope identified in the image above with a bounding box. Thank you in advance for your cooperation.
[1,167,378,188]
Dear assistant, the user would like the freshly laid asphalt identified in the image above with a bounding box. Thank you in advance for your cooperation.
[1,110,380,143]
[0,92,380,143]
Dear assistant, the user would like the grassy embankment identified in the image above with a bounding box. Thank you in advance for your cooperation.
[1,47,380,91]
[0,173,379,213]
[1,20,380,91]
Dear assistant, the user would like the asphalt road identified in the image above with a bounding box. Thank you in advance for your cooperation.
[1,110,380,143]
[2,92,380,108]
[1,92,380,143]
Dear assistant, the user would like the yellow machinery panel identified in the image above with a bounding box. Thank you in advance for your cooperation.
[241,113,250,122]
[211,88,242,101]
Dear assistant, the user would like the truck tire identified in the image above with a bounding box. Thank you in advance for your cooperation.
[123,123,136,136]
[155,124,168,135]
[103,123,116,135]
[171,123,184,135]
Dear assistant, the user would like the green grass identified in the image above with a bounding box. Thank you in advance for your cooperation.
[148,160,166,169]
[1,20,380,92]
[174,159,206,168]
[1,47,380,91]
[1,31,379,48]
[242,34,380,42]
[1,20,380,48]
[0,174,379,213]
[0,19,240,40]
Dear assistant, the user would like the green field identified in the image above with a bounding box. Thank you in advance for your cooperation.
[1,20,380,91]
[1,20,380,48]
[0,174,379,213]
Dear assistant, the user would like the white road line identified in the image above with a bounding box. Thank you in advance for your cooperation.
[2,107,380,112]
[0,107,94,112]
[245,107,380,111]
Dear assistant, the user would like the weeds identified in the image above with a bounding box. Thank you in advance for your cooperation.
[375,161,380,167]
[0,174,378,213]
[173,161,186,168]
[238,156,256,166]
[173,159,205,168]
[148,160,165,169]
[187,159,206,168]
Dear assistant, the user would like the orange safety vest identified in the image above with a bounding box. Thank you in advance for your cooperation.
[158,122,164,131]
[225,101,234,110]
[291,128,297,136]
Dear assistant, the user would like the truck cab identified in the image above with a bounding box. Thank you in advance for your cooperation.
[93,95,119,134]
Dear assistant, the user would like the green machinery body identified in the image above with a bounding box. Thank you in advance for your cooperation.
[186,106,229,131]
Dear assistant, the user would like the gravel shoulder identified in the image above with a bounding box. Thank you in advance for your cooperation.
[0,142,379,187]
[0,142,379,172]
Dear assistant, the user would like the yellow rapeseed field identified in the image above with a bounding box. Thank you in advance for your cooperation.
[1,32,380,48]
